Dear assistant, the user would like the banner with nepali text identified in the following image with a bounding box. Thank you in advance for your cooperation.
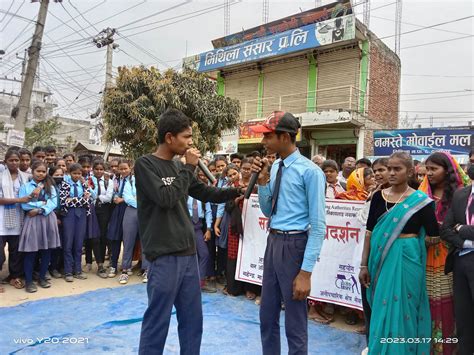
[236,196,365,310]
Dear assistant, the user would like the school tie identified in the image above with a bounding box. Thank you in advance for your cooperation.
[270,160,285,217]
[192,198,200,224]
[73,183,82,217]
[469,193,474,224]
[97,178,102,197]
[73,183,79,198]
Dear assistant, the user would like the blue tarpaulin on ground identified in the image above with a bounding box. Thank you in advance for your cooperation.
[0,284,365,354]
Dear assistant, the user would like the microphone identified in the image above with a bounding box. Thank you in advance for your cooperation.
[244,172,258,199]
[198,159,217,184]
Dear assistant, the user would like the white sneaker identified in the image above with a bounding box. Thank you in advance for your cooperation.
[142,270,148,283]
[126,269,133,276]
[108,267,117,278]
[119,273,129,285]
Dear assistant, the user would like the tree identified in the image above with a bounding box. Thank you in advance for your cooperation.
[24,117,61,148]
[103,67,241,159]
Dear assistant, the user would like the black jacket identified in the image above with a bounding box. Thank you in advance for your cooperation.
[440,186,474,274]
[135,154,241,261]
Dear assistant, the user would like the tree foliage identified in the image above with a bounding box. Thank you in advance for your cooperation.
[103,67,241,159]
[24,117,61,149]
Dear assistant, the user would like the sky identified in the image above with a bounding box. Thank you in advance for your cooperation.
[0,0,473,128]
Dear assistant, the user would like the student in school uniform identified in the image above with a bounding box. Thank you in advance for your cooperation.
[91,160,113,278]
[59,163,92,282]
[0,150,31,291]
[48,166,66,279]
[106,160,128,278]
[63,153,75,171]
[44,146,57,169]
[187,191,215,293]
[119,161,150,284]
[19,161,61,293]
[80,157,101,274]
[18,148,32,175]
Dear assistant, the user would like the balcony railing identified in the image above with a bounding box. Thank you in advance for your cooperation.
[240,85,364,121]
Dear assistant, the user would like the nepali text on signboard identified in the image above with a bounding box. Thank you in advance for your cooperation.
[196,15,355,72]
[374,129,472,156]
[211,0,353,48]
[236,196,365,310]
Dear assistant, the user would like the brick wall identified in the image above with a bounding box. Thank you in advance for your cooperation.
[367,40,401,130]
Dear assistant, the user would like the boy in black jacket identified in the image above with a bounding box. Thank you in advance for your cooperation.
[136,109,243,355]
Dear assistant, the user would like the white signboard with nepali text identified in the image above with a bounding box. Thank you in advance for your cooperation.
[236,196,365,310]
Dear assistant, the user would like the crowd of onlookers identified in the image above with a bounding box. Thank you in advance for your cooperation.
[1,144,473,354]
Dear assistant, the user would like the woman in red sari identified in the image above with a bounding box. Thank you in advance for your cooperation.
[419,152,470,355]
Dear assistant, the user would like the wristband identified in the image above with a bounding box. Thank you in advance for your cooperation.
[360,265,368,268]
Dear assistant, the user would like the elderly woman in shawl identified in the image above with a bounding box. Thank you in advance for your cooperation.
[359,152,439,354]
[336,167,376,201]
[418,152,469,355]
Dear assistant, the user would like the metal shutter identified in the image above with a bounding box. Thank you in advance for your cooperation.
[316,47,360,111]
[262,58,309,117]
[224,69,260,121]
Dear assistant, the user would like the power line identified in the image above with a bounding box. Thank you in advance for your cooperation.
[117,1,191,30]
[59,1,94,38]
[0,0,15,23]
[1,0,25,32]
[401,93,474,102]
[117,33,170,68]
[3,14,37,53]
[121,1,242,38]
[67,0,101,33]
[378,15,474,40]
[402,35,473,50]
[402,73,474,78]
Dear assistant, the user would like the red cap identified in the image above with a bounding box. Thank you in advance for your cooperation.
[251,111,300,134]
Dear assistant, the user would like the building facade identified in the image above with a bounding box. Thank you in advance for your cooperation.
[187,2,400,162]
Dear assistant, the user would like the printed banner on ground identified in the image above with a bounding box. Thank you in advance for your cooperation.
[236,196,365,310]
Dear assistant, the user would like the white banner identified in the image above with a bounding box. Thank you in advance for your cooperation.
[236,195,366,310]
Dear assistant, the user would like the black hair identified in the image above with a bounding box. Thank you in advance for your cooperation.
[118,158,132,167]
[425,152,459,217]
[32,146,45,155]
[208,160,216,168]
[93,160,106,169]
[55,158,66,165]
[18,148,32,158]
[363,167,374,179]
[4,149,20,161]
[48,165,65,177]
[241,158,253,166]
[373,157,389,168]
[247,151,262,159]
[44,145,56,154]
[230,153,244,161]
[321,159,339,171]
[31,160,54,196]
[224,163,240,176]
[69,163,83,174]
[63,153,75,160]
[390,152,414,170]
[356,158,372,168]
[7,145,21,152]
[215,156,228,164]
[78,155,92,165]
[276,131,296,144]
[157,108,192,144]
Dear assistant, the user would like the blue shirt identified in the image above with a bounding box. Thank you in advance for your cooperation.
[187,196,213,230]
[122,176,137,208]
[258,149,326,272]
[19,180,58,216]
[215,177,229,218]
[68,179,84,198]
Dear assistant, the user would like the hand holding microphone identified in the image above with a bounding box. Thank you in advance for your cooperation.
[245,157,269,199]
[185,148,216,184]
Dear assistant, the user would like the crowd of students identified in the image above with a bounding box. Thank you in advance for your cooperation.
[1,143,473,354]
[0,145,145,293]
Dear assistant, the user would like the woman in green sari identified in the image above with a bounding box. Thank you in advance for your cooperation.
[359,152,439,354]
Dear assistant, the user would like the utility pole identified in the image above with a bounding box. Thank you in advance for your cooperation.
[93,28,118,160]
[13,0,50,131]
[16,49,27,91]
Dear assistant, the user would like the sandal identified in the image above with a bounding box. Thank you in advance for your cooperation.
[246,291,257,300]
[314,303,334,323]
[311,314,331,325]
[9,278,25,289]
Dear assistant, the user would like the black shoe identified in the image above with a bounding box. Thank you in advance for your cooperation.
[32,271,40,281]
[39,279,51,288]
[50,269,62,279]
[97,268,108,279]
[25,282,37,293]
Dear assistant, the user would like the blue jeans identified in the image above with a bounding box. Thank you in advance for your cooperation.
[139,254,202,355]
